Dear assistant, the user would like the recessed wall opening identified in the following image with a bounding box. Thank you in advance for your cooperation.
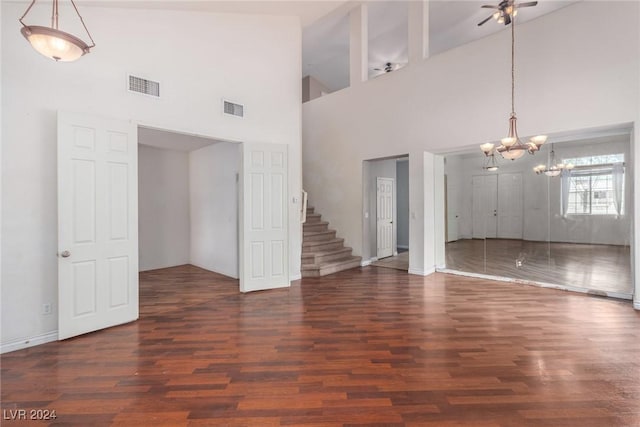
[440,126,634,299]
[137,126,240,279]
[362,155,409,271]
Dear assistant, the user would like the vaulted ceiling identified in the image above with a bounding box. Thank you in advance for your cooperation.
[303,0,580,92]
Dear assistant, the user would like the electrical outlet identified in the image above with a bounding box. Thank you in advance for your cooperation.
[42,303,52,315]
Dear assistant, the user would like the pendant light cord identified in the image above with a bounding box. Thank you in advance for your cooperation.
[52,0,58,29]
[511,12,516,116]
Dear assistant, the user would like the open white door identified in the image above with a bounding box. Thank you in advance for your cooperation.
[376,177,394,259]
[240,143,289,292]
[58,111,138,340]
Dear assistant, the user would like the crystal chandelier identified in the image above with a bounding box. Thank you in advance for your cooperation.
[19,0,95,62]
[480,10,547,160]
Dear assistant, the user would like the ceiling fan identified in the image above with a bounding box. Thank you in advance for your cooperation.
[373,62,401,73]
[478,0,538,26]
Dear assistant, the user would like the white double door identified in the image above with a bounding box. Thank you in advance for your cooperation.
[472,173,523,239]
[58,112,289,340]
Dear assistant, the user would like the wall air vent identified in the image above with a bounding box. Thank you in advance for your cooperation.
[128,75,160,97]
[223,100,244,118]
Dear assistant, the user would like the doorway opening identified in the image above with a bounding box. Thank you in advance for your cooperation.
[362,155,409,271]
[138,126,241,278]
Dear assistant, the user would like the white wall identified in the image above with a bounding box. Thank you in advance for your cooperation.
[138,145,190,271]
[302,1,639,275]
[396,159,409,249]
[1,4,302,350]
[190,143,240,278]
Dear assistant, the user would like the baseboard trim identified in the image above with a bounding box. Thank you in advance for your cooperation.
[408,267,436,276]
[188,263,239,280]
[290,273,302,281]
[397,245,409,250]
[634,301,640,311]
[1,331,58,354]
[361,257,378,267]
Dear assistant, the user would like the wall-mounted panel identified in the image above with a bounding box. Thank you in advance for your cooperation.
[73,261,97,317]
[109,163,129,241]
[73,160,96,244]
[108,256,129,308]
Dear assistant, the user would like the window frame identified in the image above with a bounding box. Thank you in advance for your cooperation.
[562,154,624,217]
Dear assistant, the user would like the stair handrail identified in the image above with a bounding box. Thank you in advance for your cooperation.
[301,190,308,224]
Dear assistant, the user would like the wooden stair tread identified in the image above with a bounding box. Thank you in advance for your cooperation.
[303,220,329,227]
[302,247,353,258]
[302,237,343,247]
[301,256,363,271]
[303,230,335,237]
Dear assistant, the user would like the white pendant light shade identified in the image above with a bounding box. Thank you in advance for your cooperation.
[21,26,89,62]
[19,0,95,63]
[501,137,517,148]
[501,148,525,160]
[480,142,495,156]
[544,168,562,177]
[529,135,548,149]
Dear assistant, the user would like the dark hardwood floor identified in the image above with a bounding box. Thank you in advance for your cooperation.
[2,264,640,426]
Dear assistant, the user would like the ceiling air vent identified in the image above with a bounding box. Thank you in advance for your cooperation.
[128,75,160,97]
[223,100,244,118]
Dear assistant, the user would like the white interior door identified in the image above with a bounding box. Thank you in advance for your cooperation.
[498,173,524,239]
[240,143,289,292]
[376,177,394,259]
[472,175,498,238]
[58,111,138,340]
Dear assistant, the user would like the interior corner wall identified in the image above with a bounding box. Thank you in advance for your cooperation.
[396,160,409,248]
[1,3,302,350]
[138,145,190,271]
[189,143,240,278]
[303,75,331,103]
[302,1,639,278]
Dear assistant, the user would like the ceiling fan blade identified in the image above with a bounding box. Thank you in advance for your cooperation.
[478,14,493,26]
[516,1,538,7]
[481,5,499,8]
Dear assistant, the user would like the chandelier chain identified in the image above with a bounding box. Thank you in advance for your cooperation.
[19,0,37,25]
[70,0,96,48]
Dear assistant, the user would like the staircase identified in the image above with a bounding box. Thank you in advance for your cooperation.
[301,206,362,278]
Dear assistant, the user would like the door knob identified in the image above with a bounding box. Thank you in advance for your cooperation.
[60,250,71,258]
